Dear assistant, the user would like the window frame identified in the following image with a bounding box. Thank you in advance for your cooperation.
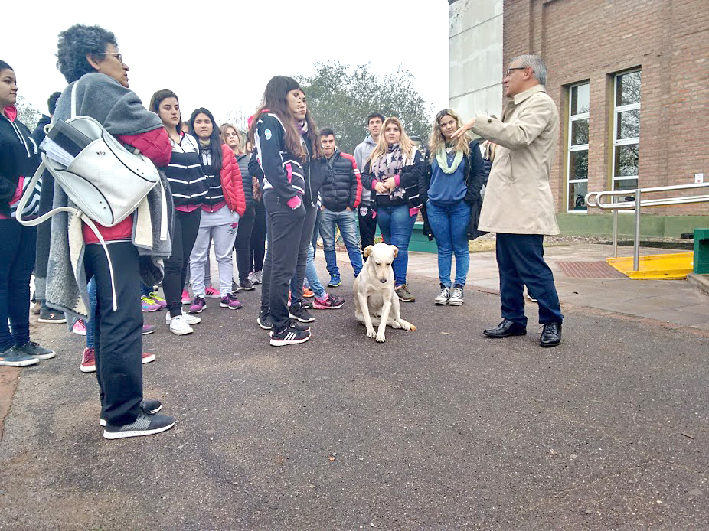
[566,81,590,213]
[612,69,641,193]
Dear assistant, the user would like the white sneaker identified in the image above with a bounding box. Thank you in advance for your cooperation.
[448,286,464,306]
[169,314,193,335]
[165,311,201,325]
[435,286,450,305]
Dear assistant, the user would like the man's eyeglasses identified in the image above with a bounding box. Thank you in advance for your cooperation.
[505,66,528,76]
[101,52,123,63]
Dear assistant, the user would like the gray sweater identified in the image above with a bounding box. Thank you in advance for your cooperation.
[45,73,173,317]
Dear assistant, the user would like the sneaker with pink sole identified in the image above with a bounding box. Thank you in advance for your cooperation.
[142,296,161,312]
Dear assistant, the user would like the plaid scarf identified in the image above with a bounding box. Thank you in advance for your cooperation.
[372,143,405,201]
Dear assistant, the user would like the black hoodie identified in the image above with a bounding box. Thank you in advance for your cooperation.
[0,107,40,217]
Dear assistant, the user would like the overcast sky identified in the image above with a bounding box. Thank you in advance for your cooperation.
[3,0,449,126]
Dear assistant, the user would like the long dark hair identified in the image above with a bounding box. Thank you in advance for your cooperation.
[189,107,222,174]
[248,75,321,160]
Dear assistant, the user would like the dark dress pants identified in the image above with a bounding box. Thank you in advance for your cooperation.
[496,233,563,327]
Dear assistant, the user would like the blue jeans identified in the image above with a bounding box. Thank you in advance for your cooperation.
[291,209,326,300]
[319,208,363,279]
[426,200,471,287]
[86,277,97,349]
[495,233,563,326]
[376,204,417,286]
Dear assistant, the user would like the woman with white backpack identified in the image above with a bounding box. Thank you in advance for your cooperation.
[46,24,176,439]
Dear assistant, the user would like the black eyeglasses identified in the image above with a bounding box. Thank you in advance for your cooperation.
[101,52,123,63]
[505,67,528,76]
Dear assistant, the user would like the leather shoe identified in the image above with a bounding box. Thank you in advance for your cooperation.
[540,322,562,347]
[483,319,527,338]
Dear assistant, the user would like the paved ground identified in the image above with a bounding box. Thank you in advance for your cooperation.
[1,244,708,529]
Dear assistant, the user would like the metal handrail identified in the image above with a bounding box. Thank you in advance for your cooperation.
[585,182,709,272]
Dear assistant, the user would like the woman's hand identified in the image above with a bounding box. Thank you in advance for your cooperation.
[451,117,475,140]
[374,182,389,194]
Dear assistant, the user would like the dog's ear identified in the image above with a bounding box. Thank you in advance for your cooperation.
[364,245,373,258]
[391,245,399,258]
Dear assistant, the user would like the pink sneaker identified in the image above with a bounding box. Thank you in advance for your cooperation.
[141,296,160,312]
[80,347,96,373]
[205,286,221,298]
[141,352,156,364]
[190,296,207,313]
[312,294,345,309]
[142,324,156,335]
[181,290,190,305]
[72,319,87,335]
[220,293,242,310]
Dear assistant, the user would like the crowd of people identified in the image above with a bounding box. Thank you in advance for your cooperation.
[0,23,564,438]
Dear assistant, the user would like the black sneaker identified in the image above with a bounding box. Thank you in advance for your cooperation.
[269,326,311,347]
[286,321,311,333]
[38,307,67,324]
[257,311,273,330]
[0,346,39,367]
[100,399,163,426]
[289,302,315,323]
[239,278,255,291]
[15,341,55,360]
[103,413,176,439]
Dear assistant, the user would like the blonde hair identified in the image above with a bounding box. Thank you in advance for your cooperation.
[220,123,244,155]
[428,108,471,160]
[368,116,415,165]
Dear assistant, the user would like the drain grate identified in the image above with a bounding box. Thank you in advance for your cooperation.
[556,261,627,278]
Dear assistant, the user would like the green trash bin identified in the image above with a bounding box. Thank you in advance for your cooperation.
[694,228,709,274]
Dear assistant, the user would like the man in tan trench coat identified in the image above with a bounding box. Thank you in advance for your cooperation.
[454,54,563,347]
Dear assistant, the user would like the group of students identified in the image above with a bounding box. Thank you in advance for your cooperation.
[0,23,489,438]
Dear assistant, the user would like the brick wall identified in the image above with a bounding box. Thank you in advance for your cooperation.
[503,0,709,216]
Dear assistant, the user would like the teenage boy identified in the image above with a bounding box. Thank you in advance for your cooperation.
[318,128,363,287]
[353,113,384,256]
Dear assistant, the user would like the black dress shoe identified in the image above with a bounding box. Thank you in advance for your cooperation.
[483,319,527,338]
[540,322,562,347]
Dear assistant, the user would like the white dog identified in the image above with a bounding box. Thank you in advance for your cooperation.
[354,243,416,342]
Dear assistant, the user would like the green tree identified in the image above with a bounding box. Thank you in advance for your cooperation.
[298,62,433,154]
[15,95,41,131]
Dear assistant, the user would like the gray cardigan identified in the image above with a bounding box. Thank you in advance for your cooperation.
[45,73,173,318]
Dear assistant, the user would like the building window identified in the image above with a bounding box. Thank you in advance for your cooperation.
[612,70,641,191]
[567,82,589,211]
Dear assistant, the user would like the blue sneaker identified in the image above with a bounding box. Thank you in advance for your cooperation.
[327,276,341,288]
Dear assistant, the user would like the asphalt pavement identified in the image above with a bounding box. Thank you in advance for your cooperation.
[1,245,707,529]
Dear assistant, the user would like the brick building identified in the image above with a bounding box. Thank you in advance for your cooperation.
[450,0,708,236]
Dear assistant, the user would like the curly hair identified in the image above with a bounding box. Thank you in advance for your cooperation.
[56,24,117,83]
